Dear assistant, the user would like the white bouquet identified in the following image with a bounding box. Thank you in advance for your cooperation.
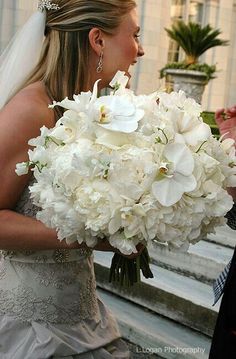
[16,71,236,285]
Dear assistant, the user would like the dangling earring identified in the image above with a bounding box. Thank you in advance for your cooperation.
[96,51,103,73]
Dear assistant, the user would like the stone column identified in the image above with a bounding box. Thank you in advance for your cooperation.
[203,0,220,26]
[226,1,236,106]
[202,0,234,110]
[131,0,172,94]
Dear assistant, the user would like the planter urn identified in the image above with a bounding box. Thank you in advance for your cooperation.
[164,68,208,104]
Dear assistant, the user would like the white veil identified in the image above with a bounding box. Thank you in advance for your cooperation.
[0,10,46,109]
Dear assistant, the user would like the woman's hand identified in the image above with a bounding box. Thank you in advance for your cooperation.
[215,106,236,142]
[121,243,145,260]
[215,105,236,202]
[93,239,145,258]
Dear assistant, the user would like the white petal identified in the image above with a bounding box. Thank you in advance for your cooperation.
[109,71,129,89]
[100,110,144,133]
[50,98,82,112]
[108,215,121,235]
[99,118,137,133]
[172,172,197,192]
[221,138,235,151]
[95,128,130,148]
[50,126,68,141]
[183,122,211,145]
[152,179,181,206]
[164,143,194,176]
[96,96,134,116]
[152,173,196,206]
[90,79,100,103]
[15,162,29,176]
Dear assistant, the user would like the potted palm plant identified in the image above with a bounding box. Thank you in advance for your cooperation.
[160,21,229,103]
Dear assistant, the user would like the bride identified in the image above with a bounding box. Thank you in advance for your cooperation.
[0,1,144,358]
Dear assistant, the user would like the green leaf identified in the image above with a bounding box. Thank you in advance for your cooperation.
[165,21,229,62]
[160,61,217,82]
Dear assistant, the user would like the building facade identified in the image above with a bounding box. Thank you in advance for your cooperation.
[0,0,236,110]
[134,0,236,110]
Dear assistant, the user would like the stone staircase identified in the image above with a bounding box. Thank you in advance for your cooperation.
[93,224,235,358]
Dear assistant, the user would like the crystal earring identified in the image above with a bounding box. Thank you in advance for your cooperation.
[96,52,103,73]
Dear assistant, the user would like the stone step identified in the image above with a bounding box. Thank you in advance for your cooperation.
[94,252,220,337]
[98,287,211,359]
[205,224,236,249]
[150,239,233,284]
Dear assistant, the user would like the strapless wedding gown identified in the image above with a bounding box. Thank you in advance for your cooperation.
[0,185,129,359]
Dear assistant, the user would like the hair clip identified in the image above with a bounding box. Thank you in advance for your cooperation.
[38,0,60,12]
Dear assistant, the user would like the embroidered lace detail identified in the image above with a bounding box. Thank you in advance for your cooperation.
[0,260,99,323]
[1,250,35,259]
[0,260,6,280]
[15,179,39,218]
[0,283,98,324]
[17,261,82,289]
[1,248,93,263]
[1,251,15,260]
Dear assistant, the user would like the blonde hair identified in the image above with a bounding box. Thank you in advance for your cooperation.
[24,0,136,108]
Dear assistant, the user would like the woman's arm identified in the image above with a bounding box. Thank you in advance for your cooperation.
[0,88,67,250]
[0,209,125,252]
[0,90,91,251]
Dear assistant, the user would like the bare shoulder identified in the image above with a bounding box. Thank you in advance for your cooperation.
[0,82,55,135]
[0,83,56,209]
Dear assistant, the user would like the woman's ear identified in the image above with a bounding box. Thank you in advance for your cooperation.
[88,28,105,55]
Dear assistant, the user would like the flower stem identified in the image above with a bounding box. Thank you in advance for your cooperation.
[109,247,153,287]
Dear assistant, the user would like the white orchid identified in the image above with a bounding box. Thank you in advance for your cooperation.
[93,95,144,133]
[152,143,197,206]
[49,90,94,113]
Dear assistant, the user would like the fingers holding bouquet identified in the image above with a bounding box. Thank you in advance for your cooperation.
[121,242,145,259]
[92,237,152,286]
[215,105,236,201]
[215,105,236,142]
[109,242,154,287]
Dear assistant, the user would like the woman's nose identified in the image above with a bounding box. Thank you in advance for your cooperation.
[138,43,145,57]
